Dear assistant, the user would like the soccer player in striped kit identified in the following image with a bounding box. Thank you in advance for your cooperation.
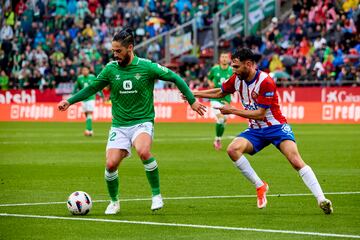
[190,48,333,214]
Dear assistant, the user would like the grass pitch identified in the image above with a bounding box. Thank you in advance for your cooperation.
[0,122,359,239]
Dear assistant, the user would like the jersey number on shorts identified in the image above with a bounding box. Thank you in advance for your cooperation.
[109,132,116,141]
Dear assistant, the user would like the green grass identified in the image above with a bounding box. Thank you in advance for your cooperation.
[0,122,360,239]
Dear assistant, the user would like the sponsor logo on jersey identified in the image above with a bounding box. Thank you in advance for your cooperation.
[123,80,132,90]
[264,91,274,97]
[119,80,138,94]
[115,75,121,80]
[243,103,258,110]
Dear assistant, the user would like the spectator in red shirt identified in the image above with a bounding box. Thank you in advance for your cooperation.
[15,0,27,17]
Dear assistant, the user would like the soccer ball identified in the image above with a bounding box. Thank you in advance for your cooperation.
[67,191,92,215]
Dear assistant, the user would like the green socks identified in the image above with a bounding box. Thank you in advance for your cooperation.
[142,157,160,196]
[105,157,160,201]
[216,123,225,137]
[105,169,119,202]
[86,116,92,131]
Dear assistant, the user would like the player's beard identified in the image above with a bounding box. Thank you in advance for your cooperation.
[117,52,131,67]
[237,70,249,80]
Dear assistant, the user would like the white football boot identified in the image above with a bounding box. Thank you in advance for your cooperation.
[105,201,120,215]
[151,194,164,211]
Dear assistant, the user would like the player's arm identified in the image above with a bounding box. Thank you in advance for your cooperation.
[216,105,267,120]
[193,88,228,99]
[151,63,206,116]
[58,68,110,111]
[216,77,276,120]
[194,73,236,99]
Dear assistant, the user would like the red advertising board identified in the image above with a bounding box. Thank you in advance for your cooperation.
[0,89,62,103]
[2,87,360,104]
[0,87,359,123]
[0,102,359,123]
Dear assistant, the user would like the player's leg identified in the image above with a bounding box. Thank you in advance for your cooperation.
[84,112,93,136]
[279,140,333,214]
[83,100,95,136]
[214,113,226,150]
[104,148,127,214]
[211,101,225,150]
[227,136,269,208]
[132,123,163,211]
[104,127,132,214]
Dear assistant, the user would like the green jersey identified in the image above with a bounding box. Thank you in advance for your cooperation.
[208,65,232,104]
[73,74,98,101]
[68,56,196,127]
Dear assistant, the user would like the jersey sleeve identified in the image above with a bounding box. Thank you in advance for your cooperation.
[68,67,109,105]
[221,74,237,94]
[257,77,276,108]
[72,79,79,94]
[149,62,196,105]
[207,67,214,81]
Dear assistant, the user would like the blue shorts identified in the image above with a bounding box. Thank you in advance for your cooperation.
[238,124,296,155]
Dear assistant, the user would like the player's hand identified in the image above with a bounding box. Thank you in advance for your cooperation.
[58,100,70,111]
[191,101,207,116]
[214,105,235,115]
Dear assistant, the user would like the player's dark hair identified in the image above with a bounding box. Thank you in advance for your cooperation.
[219,51,229,56]
[112,27,135,47]
[231,47,255,62]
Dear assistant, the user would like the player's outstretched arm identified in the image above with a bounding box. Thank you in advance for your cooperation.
[193,88,228,99]
[215,105,267,120]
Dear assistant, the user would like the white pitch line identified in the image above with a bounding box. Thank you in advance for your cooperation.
[0,191,359,207]
[0,213,359,239]
[0,136,237,145]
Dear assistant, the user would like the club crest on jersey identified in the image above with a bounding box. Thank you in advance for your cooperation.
[134,73,141,80]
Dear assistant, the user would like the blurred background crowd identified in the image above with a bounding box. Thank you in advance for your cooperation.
[0,0,359,91]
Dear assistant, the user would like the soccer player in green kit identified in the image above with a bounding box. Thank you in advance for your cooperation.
[72,66,104,136]
[207,52,233,150]
[58,28,206,214]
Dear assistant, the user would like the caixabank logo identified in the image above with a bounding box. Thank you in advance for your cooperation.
[321,89,360,103]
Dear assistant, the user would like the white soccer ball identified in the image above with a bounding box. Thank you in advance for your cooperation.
[67,191,92,215]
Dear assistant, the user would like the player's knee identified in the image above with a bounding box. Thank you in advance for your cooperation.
[106,160,118,172]
[227,145,240,160]
[137,149,151,161]
[287,153,305,170]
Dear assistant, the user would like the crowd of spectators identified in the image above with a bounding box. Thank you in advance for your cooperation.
[187,0,360,88]
[0,0,359,91]
[251,0,360,87]
[0,0,229,90]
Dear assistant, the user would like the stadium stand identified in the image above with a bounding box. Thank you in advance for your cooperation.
[0,0,359,91]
